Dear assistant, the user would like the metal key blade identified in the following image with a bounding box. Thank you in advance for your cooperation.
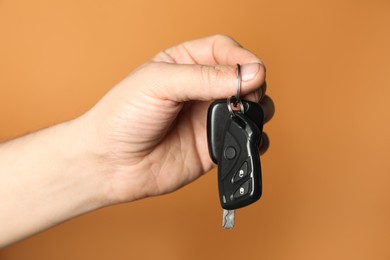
[222,209,235,229]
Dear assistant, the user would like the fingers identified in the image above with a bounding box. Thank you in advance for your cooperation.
[140,62,266,102]
[259,132,270,155]
[149,35,267,103]
[241,82,267,103]
[153,35,264,66]
[260,95,275,124]
[206,35,263,65]
[259,95,274,155]
[242,93,273,155]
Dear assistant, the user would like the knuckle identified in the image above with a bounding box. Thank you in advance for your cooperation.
[144,61,163,71]
[199,65,234,90]
[259,61,267,73]
[199,65,216,92]
[212,34,238,44]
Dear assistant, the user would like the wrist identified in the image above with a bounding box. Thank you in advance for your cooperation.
[64,115,112,210]
[72,111,143,207]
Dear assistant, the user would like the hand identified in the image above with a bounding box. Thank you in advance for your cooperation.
[0,35,274,247]
[82,35,273,205]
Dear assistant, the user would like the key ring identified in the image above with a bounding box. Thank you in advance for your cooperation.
[227,96,244,115]
[227,64,244,115]
[236,63,241,104]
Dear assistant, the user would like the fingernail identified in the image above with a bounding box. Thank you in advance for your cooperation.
[241,63,261,81]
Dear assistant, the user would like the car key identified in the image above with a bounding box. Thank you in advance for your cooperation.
[207,99,264,229]
[219,111,262,228]
[206,64,264,229]
[218,111,262,208]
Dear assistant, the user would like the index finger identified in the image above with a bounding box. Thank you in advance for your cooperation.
[154,35,264,66]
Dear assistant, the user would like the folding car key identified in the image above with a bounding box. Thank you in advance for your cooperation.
[206,64,265,229]
[207,99,264,229]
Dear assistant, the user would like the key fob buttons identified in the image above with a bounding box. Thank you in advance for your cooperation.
[232,179,252,200]
[232,160,250,183]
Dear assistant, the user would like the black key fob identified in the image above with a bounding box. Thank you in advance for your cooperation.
[207,99,264,164]
[217,112,262,210]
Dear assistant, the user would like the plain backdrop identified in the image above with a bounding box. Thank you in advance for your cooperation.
[1,0,390,259]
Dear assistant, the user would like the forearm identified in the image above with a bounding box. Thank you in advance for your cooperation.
[0,118,107,248]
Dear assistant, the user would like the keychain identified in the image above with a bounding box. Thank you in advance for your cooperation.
[207,64,264,229]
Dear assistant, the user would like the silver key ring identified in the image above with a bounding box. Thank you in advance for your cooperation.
[227,64,244,116]
[236,64,241,104]
[227,96,244,115]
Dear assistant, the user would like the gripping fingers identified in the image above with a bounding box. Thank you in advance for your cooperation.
[260,95,275,124]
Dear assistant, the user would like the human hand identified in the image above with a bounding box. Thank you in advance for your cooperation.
[82,35,274,205]
[0,35,275,246]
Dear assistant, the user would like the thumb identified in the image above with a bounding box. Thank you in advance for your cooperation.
[140,62,266,102]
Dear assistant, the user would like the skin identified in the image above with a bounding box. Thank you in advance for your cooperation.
[0,35,273,248]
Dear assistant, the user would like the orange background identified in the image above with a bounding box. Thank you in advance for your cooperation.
[1,0,390,259]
